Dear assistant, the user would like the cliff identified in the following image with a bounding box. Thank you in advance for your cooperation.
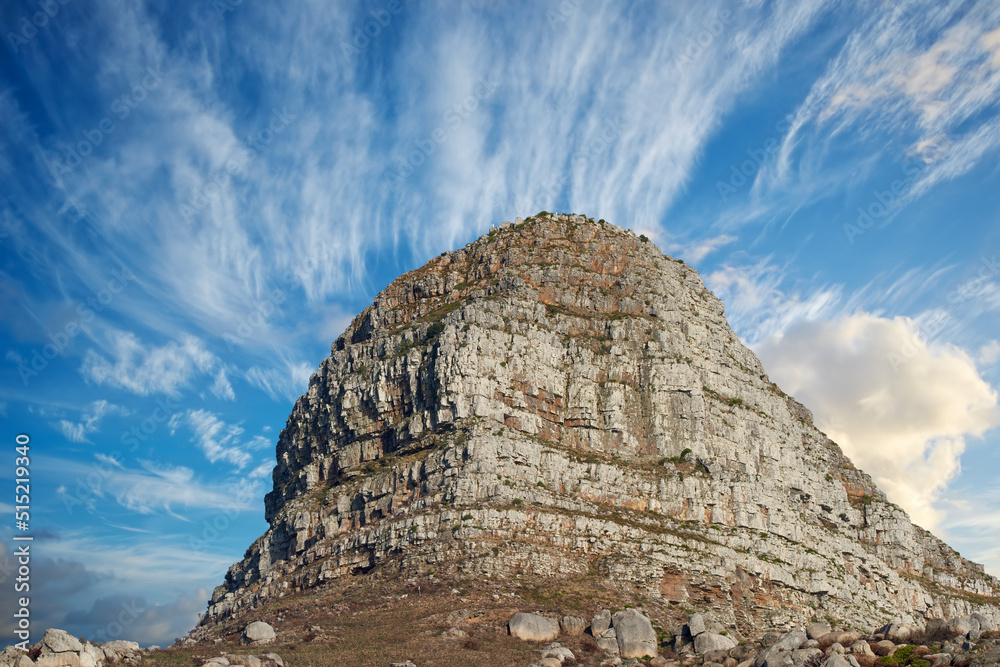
[201,213,1000,636]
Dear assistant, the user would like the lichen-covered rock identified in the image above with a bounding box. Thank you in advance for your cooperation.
[197,214,1000,638]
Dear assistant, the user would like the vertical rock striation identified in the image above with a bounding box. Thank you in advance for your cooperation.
[203,214,1000,635]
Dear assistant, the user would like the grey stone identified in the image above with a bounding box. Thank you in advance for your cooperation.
[688,614,708,637]
[695,633,737,654]
[592,610,612,636]
[970,612,994,633]
[850,640,874,658]
[262,654,284,667]
[872,641,896,656]
[541,645,575,662]
[41,630,82,654]
[612,609,658,659]
[807,623,831,640]
[825,643,845,655]
[243,621,276,645]
[821,656,860,667]
[509,613,559,642]
[755,631,808,667]
[597,628,619,653]
[34,656,80,667]
[560,616,586,636]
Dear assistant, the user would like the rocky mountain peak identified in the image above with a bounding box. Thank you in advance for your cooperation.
[203,212,999,638]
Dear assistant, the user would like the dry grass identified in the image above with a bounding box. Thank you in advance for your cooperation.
[139,573,675,667]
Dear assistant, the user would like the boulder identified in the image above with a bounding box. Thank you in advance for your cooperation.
[243,621,276,645]
[970,612,994,633]
[754,631,808,667]
[36,656,81,667]
[946,618,973,637]
[807,623,831,640]
[509,613,559,642]
[871,640,896,657]
[41,630,82,654]
[925,619,949,637]
[821,656,861,667]
[541,645,576,663]
[695,633,737,654]
[592,610,612,636]
[688,614,708,637]
[886,624,912,643]
[612,609,658,659]
[262,655,284,667]
[560,616,586,636]
[596,628,619,653]
[825,644,845,655]
[102,641,140,661]
[762,648,823,667]
[850,641,874,658]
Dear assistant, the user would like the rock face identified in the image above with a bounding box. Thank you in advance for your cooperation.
[202,213,1000,636]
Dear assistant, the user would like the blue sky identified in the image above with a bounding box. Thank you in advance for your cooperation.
[1,0,999,648]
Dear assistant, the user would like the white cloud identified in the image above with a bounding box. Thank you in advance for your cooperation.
[755,313,1000,531]
[179,409,272,470]
[56,400,130,444]
[980,340,1000,366]
[209,368,235,401]
[767,0,1000,210]
[671,234,738,264]
[82,331,218,396]
[705,259,841,344]
[245,360,314,402]
[110,459,259,516]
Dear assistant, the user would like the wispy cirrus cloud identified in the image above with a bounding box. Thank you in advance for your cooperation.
[762,0,1000,214]
[179,409,269,470]
[81,331,218,396]
[55,399,130,443]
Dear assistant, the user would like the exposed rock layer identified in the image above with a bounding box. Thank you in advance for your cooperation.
[203,214,1000,635]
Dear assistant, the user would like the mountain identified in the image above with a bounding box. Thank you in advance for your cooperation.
[199,213,1000,638]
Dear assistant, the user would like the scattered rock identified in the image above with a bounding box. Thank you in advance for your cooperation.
[850,640,874,658]
[41,630,83,654]
[560,616,586,636]
[389,662,417,667]
[821,656,860,667]
[612,609,658,659]
[871,640,895,657]
[592,610,612,637]
[807,623,831,640]
[509,613,559,642]
[754,630,808,667]
[242,621,276,645]
[695,633,737,654]
[596,628,619,653]
[687,614,708,637]
[541,645,575,663]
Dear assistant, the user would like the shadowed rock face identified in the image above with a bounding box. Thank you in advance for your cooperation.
[203,214,1000,635]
